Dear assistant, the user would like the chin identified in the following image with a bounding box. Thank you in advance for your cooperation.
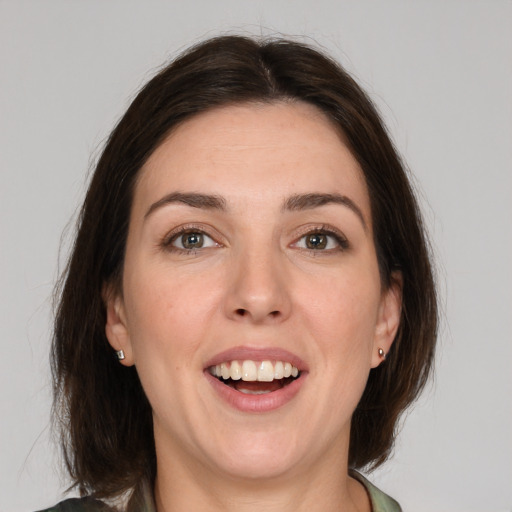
[204,429,303,481]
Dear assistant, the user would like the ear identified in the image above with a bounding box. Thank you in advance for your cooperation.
[371,271,402,368]
[103,284,135,366]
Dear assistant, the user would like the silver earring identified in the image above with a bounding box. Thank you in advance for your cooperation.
[116,350,125,360]
[378,348,386,360]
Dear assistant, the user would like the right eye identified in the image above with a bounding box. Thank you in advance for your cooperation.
[169,230,218,251]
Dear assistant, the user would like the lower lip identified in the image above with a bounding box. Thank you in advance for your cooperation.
[204,371,306,413]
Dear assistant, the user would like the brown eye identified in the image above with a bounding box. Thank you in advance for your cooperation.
[181,232,204,249]
[293,229,348,251]
[169,231,217,251]
[305,233,327,249]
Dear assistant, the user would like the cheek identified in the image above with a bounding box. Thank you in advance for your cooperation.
[123,263,222,365]
[120,266,223,430]
[298,269,381,347]
[291,271,381,442]
[296,268,381,406]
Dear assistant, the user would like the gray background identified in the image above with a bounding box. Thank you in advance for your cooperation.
[1,1,511,511]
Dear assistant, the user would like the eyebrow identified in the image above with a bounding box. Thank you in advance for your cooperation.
[145,191,366,229]
[145,192,227,219]
[283,193,367,229]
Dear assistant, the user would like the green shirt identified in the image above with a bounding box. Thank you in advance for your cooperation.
[37,472,401,512]
[351,471,402,512]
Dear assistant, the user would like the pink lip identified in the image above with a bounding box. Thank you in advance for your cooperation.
[204,346,308,371]
[204,346,308,413]
[205,370,307,413]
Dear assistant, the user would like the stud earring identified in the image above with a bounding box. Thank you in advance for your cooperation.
[116,350,125,361]
[378,348,386,360]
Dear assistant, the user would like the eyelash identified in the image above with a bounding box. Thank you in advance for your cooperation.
[161,224,220,254]
[161,224,349,255]
[293,225,349,253]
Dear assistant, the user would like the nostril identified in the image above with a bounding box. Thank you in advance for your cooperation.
[232,308,282,321]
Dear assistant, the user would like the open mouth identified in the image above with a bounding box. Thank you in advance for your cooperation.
[208,360,301,395]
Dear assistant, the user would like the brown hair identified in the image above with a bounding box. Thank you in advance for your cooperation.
[52,35,437,500]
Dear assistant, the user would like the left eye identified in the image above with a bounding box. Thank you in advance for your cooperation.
[170,231,217,250]
[294,232,343,251]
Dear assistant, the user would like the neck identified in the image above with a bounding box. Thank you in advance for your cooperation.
[153,441,370,512]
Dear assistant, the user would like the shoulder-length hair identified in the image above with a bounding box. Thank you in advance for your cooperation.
[53,35,437,500]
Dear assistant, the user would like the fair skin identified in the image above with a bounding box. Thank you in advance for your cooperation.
[105,102,401,512]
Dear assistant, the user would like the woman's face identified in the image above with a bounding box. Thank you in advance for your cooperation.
[106,102,401,482]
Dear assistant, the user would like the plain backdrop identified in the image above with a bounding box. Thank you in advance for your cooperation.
[1,1,511,511]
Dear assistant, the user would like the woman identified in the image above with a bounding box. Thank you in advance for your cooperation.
[43,35,437,512]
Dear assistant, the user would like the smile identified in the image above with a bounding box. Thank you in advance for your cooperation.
[209,360,299,381]
[204,348,307,411]
[208,360,300,395]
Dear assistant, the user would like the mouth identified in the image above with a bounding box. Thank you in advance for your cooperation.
[208,360,300,395]
[204,347,307,412]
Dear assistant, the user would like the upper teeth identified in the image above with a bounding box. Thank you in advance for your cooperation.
[209,360,299,382]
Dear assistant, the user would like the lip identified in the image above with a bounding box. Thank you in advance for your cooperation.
[204,346,308,413]
[204,346,308,371]
[205,370,306,413]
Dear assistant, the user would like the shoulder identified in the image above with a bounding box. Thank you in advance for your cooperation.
[35,497,114,512]
[350,471,403,512]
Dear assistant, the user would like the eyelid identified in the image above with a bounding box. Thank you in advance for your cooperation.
[290,224,349,251]
[161,223,223,251]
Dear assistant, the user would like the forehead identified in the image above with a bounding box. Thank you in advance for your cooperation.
[134,101,370,216]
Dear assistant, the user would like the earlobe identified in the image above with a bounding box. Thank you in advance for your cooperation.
[371,272,402,368]
[103,286,135,366]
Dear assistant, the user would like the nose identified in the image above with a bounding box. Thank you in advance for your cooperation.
[224,246,292,324]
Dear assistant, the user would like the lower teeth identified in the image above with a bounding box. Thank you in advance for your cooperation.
[238,389,272,395]
[221,376,297,394]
